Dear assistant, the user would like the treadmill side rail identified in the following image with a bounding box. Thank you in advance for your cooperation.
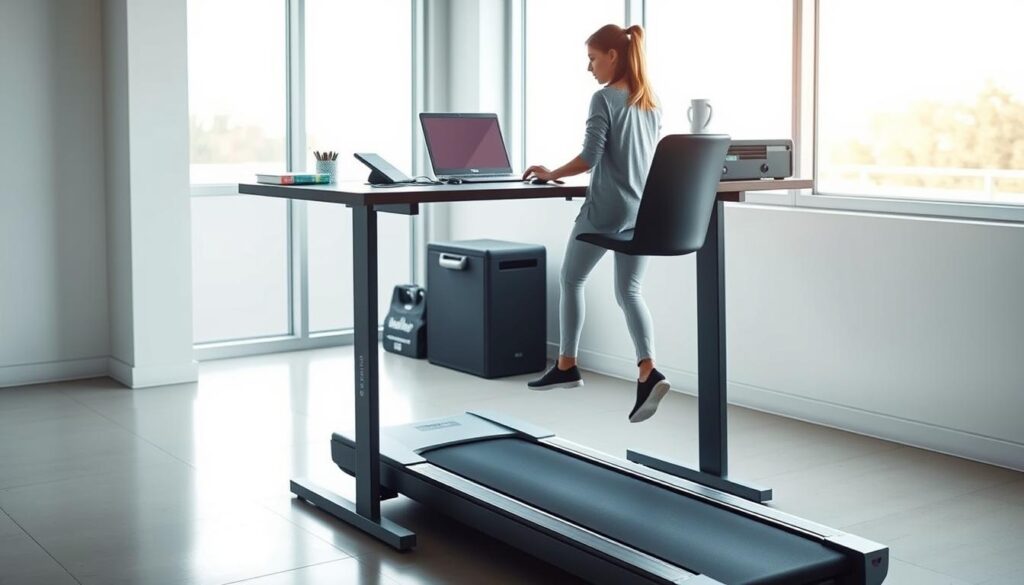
[826,534,889,585]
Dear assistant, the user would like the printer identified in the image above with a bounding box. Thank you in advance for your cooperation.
[721,139,793,180]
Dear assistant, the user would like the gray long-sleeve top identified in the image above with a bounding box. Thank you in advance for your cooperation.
[578,86,661,233]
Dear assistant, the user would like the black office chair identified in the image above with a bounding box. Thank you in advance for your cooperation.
[576,134,730,256]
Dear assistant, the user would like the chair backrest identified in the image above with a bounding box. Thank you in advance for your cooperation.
[631,134,731,255]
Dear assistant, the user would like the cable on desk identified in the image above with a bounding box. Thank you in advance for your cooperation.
[367,176,443,188]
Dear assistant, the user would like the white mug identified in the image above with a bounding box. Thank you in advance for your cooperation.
[687,98,713,134]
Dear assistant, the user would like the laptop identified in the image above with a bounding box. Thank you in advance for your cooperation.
[419,113,524,183]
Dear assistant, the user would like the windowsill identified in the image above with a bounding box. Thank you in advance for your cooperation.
[736,190,1024,225]
[191,183,242,197]
[193,327,386,361]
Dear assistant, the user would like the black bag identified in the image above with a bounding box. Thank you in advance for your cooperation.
[383,284,427,358]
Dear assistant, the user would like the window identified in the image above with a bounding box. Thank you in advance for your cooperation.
[187,0,292,347]
[304,1,413,179]
[524,0,626,165]
[645,0,792,139]
[305,0,413,332]
[187,0,286,185]
[817,0,1024,205]
[191,196,291,344]
[187,0,417,351]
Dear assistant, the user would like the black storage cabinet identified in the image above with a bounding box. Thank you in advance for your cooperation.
[427,239,546,378]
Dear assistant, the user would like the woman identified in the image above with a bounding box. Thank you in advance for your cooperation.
[523,23,668,423]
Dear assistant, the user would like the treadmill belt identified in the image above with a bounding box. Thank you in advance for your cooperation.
[423,438,848,584]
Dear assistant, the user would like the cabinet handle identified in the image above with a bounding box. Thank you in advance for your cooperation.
[439,253,467,270]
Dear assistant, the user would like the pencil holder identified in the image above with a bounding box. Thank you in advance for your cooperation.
[315,159,338,183]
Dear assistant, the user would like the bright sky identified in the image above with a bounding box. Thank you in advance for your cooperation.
[187,0,285,129]
[819,0,1024,139]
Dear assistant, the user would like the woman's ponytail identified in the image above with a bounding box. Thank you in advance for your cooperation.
[624,25,656,111]
[587,24,658,111]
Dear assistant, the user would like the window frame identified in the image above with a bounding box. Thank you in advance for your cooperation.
[188,0,422,360]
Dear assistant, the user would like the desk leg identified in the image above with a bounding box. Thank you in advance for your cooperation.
[290,205,416,550]
[697,199,729,478]
[627,198,772,503]
[353,205,382,518]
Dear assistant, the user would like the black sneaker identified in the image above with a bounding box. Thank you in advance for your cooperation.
[527,365,583,391]
[629,368,670,423]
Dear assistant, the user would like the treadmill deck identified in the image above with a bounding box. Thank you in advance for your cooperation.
[422,437,848,584]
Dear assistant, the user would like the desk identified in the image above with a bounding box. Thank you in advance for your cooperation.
[238,177,813,549]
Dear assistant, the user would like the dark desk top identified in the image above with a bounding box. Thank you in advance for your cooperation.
[239,178,585,206]
[237,178,813,207]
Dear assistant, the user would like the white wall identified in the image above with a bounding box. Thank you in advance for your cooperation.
[103,0,196,388]
[725,207,1024,467]
[103,0,133,369]
[0,0,111,386]
[0,0,196,389]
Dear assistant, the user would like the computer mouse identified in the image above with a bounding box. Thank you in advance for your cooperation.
[529,178,564,185]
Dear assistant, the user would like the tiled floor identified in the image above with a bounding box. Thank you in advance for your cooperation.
[1,346,1021,584]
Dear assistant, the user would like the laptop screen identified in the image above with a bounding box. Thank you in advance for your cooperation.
[420,114,513,176]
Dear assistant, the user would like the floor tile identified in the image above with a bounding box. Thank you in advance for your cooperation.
[883,558,972,585]
[262,490,585,585]
[0,508,78,585]
[0,461,348,585]
[979,574,1024,585]
[762,445,1022,529]
[225,558,399,585]
[969,476,1024,508]
[845,494,1024,582]
[729,416,904,481]
[0,383,77,409]
[0,395,182,491]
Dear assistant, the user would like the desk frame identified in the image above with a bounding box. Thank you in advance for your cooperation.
[239,178,812,549]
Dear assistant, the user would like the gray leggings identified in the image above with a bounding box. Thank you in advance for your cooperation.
[559,219,655,362]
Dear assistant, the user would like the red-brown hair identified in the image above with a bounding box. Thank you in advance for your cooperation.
[586,24,658,111]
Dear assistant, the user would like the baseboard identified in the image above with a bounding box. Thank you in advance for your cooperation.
[727,381,1024,473]
[107,357,199,388]
[549,342,1024,472]
[0,357,109,389]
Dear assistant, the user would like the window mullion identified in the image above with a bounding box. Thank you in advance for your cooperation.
[625,0,643,26]
[286,0,309,338]
[411,0,425,285]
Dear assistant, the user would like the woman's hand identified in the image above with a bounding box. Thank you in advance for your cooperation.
[523,156,590,182]
[522,165,557,181]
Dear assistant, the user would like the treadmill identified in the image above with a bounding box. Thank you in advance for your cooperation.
[313,410,889,585]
